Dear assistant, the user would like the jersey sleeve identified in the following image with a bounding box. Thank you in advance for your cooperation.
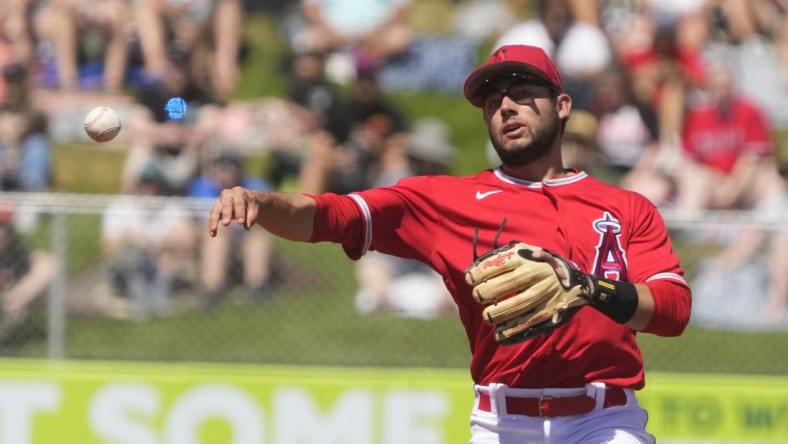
[625,196,692,336]
[308,193,368,260]
[308,177,441,263]
[642,279,691,336]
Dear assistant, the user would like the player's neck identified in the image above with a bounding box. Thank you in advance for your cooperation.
[501,160,573,182]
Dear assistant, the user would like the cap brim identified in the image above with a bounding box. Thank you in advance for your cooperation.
[463,62,557,107]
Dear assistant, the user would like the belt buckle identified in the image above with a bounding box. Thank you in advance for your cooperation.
[538,395,554,418]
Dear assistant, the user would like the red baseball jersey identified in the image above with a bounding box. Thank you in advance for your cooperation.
[682,97,773,174]
[309,168,691,389]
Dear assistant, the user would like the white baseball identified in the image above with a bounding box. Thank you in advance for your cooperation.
[84,106,121,143]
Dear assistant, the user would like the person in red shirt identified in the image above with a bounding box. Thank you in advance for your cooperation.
[208,45,692,443]
[678,62,782,212]
[678,62,788,326]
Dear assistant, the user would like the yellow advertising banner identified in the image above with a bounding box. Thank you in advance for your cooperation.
[0,359,786,444]
[641,373,788,442]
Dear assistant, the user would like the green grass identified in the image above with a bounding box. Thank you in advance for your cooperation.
[640,327,788,375]
[52,143,126,193]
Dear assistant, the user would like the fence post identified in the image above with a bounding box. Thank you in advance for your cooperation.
[48,212,68,360]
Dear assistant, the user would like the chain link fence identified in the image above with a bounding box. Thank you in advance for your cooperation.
[1,191,787,375]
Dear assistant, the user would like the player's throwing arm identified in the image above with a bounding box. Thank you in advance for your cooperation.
[208,187,317,242]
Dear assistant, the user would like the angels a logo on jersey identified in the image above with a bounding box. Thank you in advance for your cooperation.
[591,212,628,281]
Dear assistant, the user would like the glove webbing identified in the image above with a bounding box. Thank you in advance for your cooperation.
[587,275,639,324]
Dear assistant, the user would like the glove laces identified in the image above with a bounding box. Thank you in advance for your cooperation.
[472,218,508,261]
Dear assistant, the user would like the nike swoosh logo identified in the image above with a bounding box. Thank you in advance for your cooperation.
[476,190,503,200]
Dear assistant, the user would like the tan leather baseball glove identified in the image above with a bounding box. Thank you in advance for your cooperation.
[465,241,591,345]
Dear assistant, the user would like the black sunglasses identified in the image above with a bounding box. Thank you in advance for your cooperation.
[481,76,559,109]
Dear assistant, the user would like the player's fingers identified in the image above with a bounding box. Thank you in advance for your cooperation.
[213,188,245,229]
[466,261,517,286]
[466,242,545,285]
[244,189,259,230]
[471,261,554,303]
[482,288,547,325]
[208,197,228,237]
[527,249,552,262]
[229,187,252,227]
[466,249,526,285]
[219,188,240,225]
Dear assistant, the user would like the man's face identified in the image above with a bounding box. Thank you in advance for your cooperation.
[707,66,734,105]
[481,80,568,167]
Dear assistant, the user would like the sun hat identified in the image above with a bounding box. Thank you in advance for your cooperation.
[565,110,598,142]
[408,118,456,166]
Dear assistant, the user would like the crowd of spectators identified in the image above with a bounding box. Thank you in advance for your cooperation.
[1,0,787,328]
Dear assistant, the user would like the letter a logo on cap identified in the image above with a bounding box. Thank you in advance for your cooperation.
[492,48,507,62]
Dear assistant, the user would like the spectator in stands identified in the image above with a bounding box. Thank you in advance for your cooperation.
[366,117,457,190]
[188,151,275,309]
[355,249,456,318]
[590,64,672,205]
[298,64,407,195]
[678,62,788,327]
[677,62,782,213]
[493,0,613,110]
[34,0,129,93]
[290,0,415,85]
[0,62,50,192]
[264,47,351,190]
[0,0,38,88]
[607,0,708,169]
[0,203,57,342]
[699,0,788,135]
[121,40,220,195]
[0,13,50,231]
[101,161,198,318]
[353,118,456,318]
[451,0,522,44]
[286,47,352,145]
[133,0,243,103]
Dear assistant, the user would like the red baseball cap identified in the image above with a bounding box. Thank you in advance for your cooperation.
[463,45,564,107]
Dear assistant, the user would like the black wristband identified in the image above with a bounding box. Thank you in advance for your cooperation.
[587,275,639,324]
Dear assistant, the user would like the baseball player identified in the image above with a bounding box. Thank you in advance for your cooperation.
[209,45,692,443]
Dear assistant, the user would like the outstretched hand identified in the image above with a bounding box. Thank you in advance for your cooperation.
[208,186,260,237]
